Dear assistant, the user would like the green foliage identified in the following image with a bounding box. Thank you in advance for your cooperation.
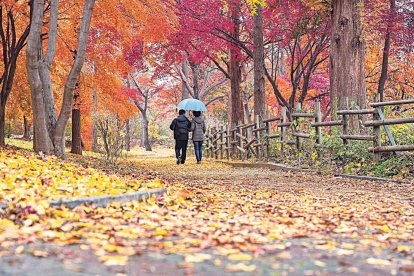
[372,155,414,178]
[387,124,414,145]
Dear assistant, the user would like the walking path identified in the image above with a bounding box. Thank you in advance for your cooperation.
[1,150,414,275]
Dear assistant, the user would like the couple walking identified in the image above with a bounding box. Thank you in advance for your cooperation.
[170,110,206,165]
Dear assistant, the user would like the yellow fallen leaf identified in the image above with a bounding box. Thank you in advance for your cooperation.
[100,255,128,266]
[380,225,391,233]
[397,245,411,252]
[154,229,168,236]
[32,250,49,257]
[0,219,16,231]
[103,244,119,253]
[366,258,391,266]
[228,253,252,261]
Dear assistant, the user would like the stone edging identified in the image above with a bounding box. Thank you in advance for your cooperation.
[0,188,167,210]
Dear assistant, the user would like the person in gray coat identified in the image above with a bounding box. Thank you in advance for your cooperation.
[190,111,206,164]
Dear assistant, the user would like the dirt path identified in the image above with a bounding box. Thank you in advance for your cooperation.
[2,151,414,275]
[126,153,414,274]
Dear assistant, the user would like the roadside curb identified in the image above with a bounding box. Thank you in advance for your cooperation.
[0,188,167,210]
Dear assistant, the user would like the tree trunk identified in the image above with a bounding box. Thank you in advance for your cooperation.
[0,3,32,147]
[23,116,31,140]
[70,108,82,154]
[142,115,152,151]
[228,0,244,127]
[52,0,95,158]
[26,0,95,158]
[377,0,395,103]
[190,63,200,99]
[253,5,266,118]
[0,105,5,146]
[39,0,59,136]
[91,90,98,152]
[125,119,131,151]
[26,0,52,154]
[330,0,366,131]
[181,58,190,100]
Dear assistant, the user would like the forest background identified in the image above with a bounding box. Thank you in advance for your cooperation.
[1,0,414,175]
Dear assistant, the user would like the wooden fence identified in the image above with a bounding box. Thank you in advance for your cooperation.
[205,99,414,163]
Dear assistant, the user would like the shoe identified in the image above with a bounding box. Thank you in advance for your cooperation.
[176,157,181,165]
[197,161,201,164]
[181,160,185,164]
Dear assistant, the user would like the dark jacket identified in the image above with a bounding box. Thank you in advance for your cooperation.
[190,117,206,141]
[170,114,191,140]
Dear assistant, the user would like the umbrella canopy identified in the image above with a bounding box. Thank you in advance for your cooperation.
[177,98,206,111]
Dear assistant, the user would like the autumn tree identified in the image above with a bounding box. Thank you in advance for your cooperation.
[0,1,32,146]
[26,0,95,157]
[252,3,265,118]
[330,0,366,119]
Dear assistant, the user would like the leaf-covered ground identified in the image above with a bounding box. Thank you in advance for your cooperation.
[1,147,414,275]
[0,148,163,207]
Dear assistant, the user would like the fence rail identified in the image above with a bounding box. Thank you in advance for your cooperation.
[205,99,414,163]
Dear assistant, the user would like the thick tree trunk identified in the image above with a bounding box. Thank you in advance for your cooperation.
[70,108,82,154]
[253,5,266,118]
[330,0,366,130]
[91,90,98,152]
[228,0,243,127]
[23,116,31,140]
[142,115,151,151]
[377,0,395,103]
[39,0,58,136]
[26,0,52,154]
[52,0,95,158]
[125,119,131,151]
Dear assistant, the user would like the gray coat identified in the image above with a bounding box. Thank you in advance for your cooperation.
[190,117,206,141]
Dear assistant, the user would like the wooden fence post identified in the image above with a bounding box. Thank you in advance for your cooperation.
[220,125,224,159]
[315,102,322,146]
[205,129,210,158]
[254,116,261,159]
[294,103,302,150]
[231,123,236,159]
[342,114,349,145]
[211,127,216,158]
[373,109,381,163]
[281,107,287,152]
[237,120,243,160]
[265,112,270,161]
[225,126,230,160]
[214,128,220,159]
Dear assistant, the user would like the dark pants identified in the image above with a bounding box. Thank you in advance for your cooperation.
[175,140,188,163]
[193,141,203,162]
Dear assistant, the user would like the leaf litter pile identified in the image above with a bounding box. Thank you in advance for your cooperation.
[1,148,414,274]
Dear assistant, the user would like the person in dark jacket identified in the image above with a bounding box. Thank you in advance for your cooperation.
[190,111,206,164]
[170,109,191,164]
